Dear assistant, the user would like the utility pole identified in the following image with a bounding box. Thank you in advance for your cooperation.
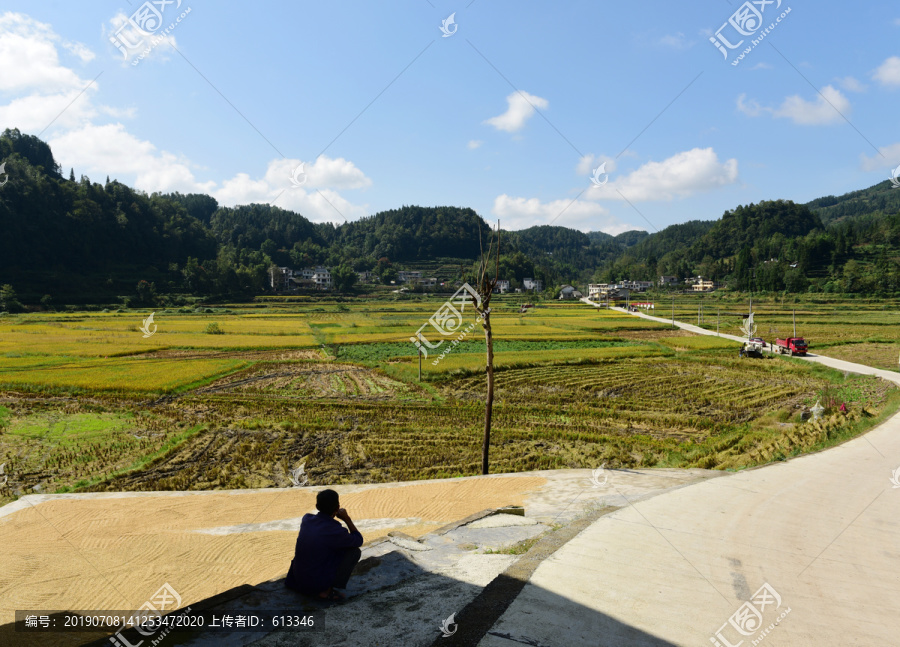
[717,308,720,336]
[418,347,422,381]
[793,310,797,338]
[672,297,675,329]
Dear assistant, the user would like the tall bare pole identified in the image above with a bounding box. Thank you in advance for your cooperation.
[672,296,675,329]
[475,221,500,475]
[793,310,796,337]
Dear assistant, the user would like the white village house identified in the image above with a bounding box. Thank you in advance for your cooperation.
[312,267,332,288]
[558,285,583,300]
[270,265,334,291]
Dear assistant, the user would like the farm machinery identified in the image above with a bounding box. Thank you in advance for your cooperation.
[740,338,765,358]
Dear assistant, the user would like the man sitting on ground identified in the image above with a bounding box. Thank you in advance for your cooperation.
[285,489,363,602]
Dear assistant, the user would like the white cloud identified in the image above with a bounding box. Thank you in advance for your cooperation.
[275,156,372,190]
[873,56,900,87]
[736,93,764,117]
[0,12,368,224]
[50,123,215,193]
[467,139,483,150]
[587,148,738,202]
[894,18,900,26]
[0,13,109,136]
[860,142,900,171]
[773,85,850,124]
[271,187,369,224]
[835,76,866,93]
[492,194,635,234]
[63,40,95,63]
[484,91,548,133]
[0,88,99,132]
[214,169,369,223]
[738,86,851,125]
[576,154,616,177]
[50,123,372,222]
[751,62,773,70]
[659,32,693,50]
[0,12,93,94]
[99,105,138,120]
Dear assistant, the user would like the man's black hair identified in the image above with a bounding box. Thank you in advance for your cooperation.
[316,489,340,515]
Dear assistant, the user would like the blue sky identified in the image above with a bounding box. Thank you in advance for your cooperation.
[1,1,899,233]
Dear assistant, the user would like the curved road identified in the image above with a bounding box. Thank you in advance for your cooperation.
[481,303,900,646]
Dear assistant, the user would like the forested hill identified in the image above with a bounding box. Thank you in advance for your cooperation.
[2,128,900,304]
[805,179,900,226]
[0,129,605,301]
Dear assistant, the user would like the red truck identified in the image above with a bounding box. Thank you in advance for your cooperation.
[775,337,808,356]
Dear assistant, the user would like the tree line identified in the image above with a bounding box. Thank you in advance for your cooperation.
[2,129,900,307]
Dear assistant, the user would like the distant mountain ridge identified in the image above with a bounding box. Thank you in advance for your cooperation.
[2,128,900,302]
[805,179,900,226]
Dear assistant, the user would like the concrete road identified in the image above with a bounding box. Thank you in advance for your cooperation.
[481,305,900,646]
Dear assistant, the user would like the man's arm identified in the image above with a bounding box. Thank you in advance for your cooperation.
[334,508,364,546]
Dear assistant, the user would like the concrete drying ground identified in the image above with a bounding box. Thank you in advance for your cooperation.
[0,467,718,647]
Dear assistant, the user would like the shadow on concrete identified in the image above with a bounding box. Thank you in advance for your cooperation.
[1,507,681,647]
[0,552,679,647]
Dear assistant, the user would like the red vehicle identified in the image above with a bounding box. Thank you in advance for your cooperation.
[775,337,808,356]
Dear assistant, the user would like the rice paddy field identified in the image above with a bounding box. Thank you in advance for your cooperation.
[1,293,898,503]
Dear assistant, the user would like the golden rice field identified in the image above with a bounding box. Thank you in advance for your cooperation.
[655,336,738,351]
[0,301,671,390]
[0,355,249,393]
[0,295,897,502]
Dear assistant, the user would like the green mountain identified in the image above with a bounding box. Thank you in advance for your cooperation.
[3,128,900,306]
[806,179,900,226]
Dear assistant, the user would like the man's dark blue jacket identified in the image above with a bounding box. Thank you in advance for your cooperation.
[286,512,364,595]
